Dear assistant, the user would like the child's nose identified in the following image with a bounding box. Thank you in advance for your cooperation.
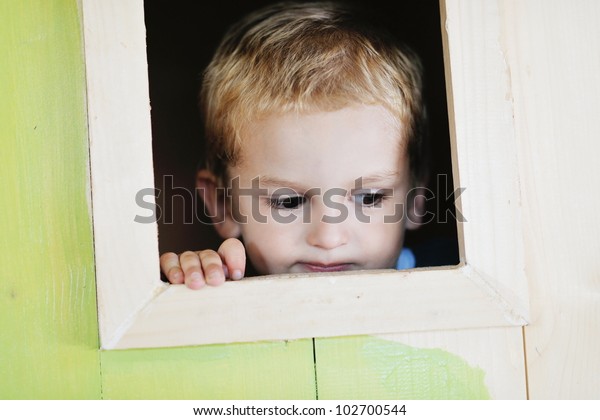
[306,214,349,250]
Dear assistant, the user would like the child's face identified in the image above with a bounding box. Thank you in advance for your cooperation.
[227,104,416,275]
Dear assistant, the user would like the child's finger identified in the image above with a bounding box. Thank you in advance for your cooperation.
[198,250,226,286]
[160,252,184,284]
[179,251,206,289]
[217,238,246,280]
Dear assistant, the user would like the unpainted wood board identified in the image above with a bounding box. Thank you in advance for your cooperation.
[100,339,316,399]
[499,0,600,399]
[82,0,164,349]
[442,0,528,309]
[114,267,522,349]
[0,0,101,398]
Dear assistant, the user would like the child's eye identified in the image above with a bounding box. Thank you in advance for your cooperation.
[353,192,386,207]
[268,195,307,209]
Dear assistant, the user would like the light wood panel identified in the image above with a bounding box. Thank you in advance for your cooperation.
[0,0,100,398]
[442,0,529,309]
[115,267,524,349]
[82,0,166,348]
[499,0,600,399]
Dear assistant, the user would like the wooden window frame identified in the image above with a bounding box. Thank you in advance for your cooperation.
[83,0,529,350]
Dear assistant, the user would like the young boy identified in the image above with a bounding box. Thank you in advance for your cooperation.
[160,1,428,289]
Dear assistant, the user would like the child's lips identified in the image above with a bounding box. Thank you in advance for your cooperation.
[301,262,353,272]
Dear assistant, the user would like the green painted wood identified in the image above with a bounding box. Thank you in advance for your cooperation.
[0,0,101,399]
[315,336,490,399]
[101,340,316,399]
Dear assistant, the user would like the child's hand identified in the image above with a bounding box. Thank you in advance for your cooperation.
[159,238,246,290]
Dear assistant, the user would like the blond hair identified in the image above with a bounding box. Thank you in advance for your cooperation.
[200,1,427,185]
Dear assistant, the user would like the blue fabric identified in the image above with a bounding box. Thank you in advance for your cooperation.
[396,248,416,270]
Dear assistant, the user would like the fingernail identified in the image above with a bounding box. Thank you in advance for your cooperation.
[231,269,243,280]
[189,272,205,287]
[208,271,222,284]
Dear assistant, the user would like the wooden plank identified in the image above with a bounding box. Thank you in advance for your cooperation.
[315,327,526,399]
[442,0,529,314]
[0,0,100,398]
[101,339,316,399]
[315,0,533,401]
[114,267,524,349]
[84,1,318,400]
[498,0,600,399]
[82,0,165,348]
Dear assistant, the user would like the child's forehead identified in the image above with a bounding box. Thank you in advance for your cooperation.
[251,103,401,129]
[242,105,404,147]
[231,105,410,188]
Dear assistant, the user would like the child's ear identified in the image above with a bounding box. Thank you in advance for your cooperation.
[196,169,242,239]
[405,187,427,231]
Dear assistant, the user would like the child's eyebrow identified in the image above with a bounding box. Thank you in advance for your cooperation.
[258,176,310,193]
[258,171,401,192]
[359,171,401,185]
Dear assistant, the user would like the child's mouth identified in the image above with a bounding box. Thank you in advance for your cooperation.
[301,262,353,272]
